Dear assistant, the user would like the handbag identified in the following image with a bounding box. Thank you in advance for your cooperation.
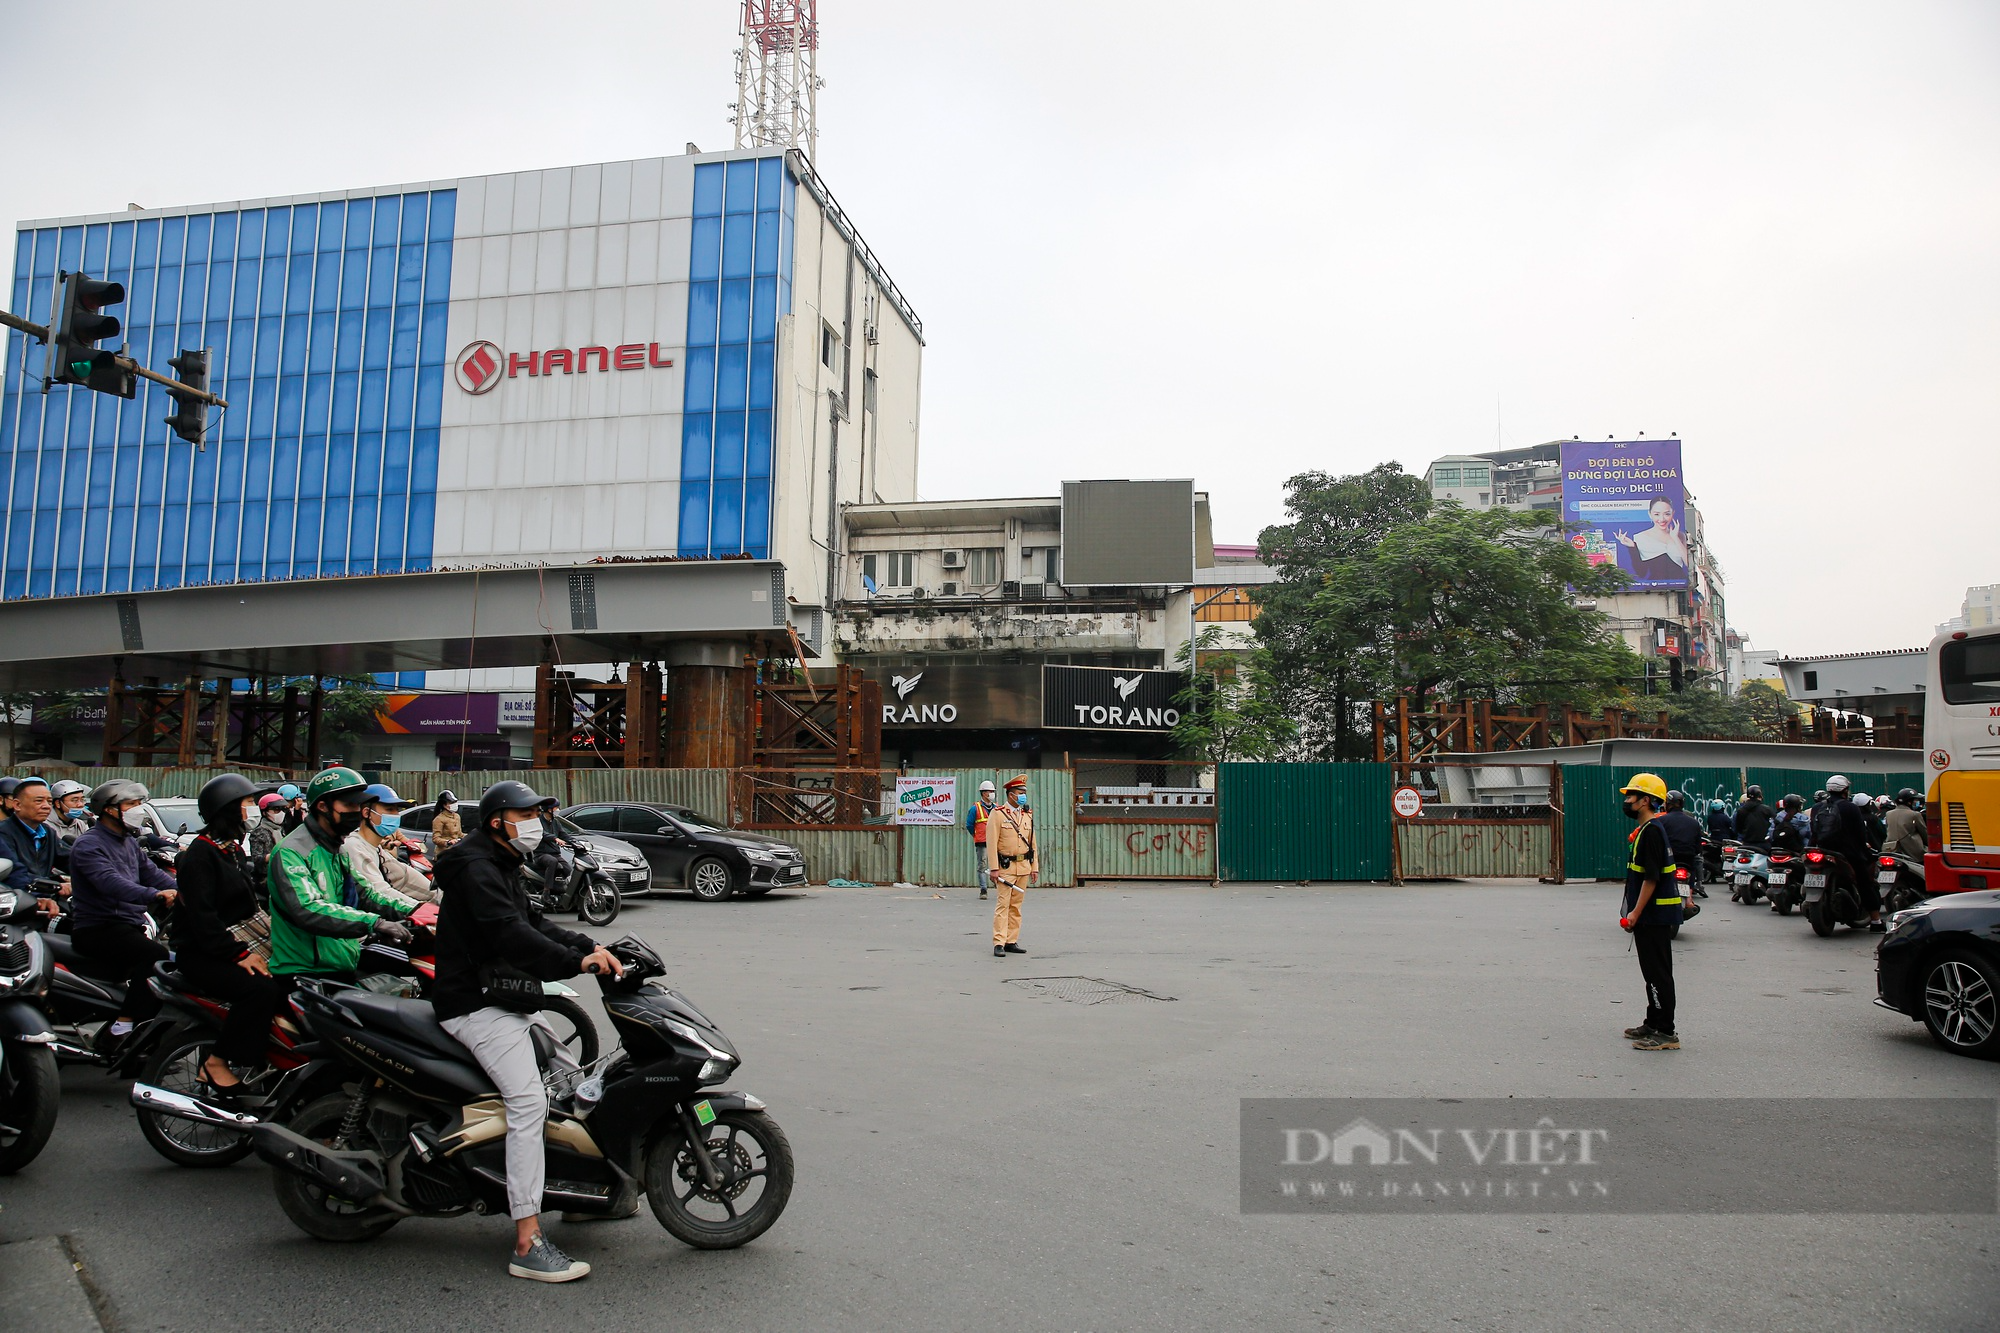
[228,909,273,963]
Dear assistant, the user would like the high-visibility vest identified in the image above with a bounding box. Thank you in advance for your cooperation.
[1627,826,1682,905]
[971,800,994,841]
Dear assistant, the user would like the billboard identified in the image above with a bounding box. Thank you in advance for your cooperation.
[372,693,501,735]
[1558,440,1689,590]
[1061,480,1195,587]
[1042,665,1181,732]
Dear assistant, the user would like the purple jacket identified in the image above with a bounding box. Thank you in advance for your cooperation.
[68,822,177,930]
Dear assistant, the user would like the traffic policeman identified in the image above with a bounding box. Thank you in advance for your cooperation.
[986,775,1035,957]
[1617,773,1683,1051]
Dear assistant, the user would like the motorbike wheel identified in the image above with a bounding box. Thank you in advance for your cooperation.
[271,1093,401,1242]
[0,1041,59,1175]
[646,1108,794,1250]
[137,1034,254,1167]
[578,874,622,927]
[688,857,736,902]
[540,997,601,1065]
[1920,950,2000,1059]
[1806,897,1836,937]
[1774,897,1793,916]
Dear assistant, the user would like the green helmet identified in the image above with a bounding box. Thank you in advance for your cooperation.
[304,766,368,809]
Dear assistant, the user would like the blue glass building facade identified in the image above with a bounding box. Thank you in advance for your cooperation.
[679,157,792,559]
[0,191,455,599]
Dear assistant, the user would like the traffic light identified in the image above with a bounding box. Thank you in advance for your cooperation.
[1669,657,1685,692]
[164,348,211,447]
[48,270,135,398]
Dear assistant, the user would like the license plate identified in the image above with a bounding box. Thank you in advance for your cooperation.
[1877,871,1898,885]
[1734,874,1752,886]
[628,871,650,884]
[1803,873,1827,888]
[780,865,804,880]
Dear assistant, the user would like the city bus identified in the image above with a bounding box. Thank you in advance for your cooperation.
[1923,622,2000,893]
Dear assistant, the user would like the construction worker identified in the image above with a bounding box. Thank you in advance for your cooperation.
[986,775,1036,958]
[1617,773,1682,1051]
[965,780,998,899]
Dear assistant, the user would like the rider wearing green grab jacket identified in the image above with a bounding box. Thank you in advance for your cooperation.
[267,766,417,978]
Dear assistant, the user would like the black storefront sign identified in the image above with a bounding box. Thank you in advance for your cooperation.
[1042,665,1180,731]
[864,662,1041,729]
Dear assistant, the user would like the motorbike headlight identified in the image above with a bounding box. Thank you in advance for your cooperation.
[698,1056,737,1084]
[0,891,15,916]
[659,1015,735,1062]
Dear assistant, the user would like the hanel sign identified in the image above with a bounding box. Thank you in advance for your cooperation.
[453,339,675,394]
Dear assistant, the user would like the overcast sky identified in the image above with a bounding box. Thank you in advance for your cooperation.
[6,1,1996,656]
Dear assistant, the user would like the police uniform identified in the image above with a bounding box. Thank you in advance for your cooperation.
[1619,774,1683,1049]
[986,776,1035,957]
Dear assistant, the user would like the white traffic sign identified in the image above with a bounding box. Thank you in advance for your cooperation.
[1392,785,1423,818]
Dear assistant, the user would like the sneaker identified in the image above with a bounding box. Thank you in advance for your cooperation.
[509,1233,590,1283]
[1631,1032,1680,1051]
[1622,1024,1656,1040]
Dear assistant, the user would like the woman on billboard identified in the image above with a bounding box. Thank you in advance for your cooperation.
[1615,495,1688,583]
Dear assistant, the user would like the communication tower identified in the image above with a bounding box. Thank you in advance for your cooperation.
[730,1,822,162]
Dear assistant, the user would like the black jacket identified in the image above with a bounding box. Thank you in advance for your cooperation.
[0,815,60,892]
[1655,811,1703,872]
[1733,801,1773,846]
[170,835,259,965]
[431,828,594,1021]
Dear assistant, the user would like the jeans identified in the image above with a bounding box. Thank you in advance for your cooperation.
[440,1007,582,1221]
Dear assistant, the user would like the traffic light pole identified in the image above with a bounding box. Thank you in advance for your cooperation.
[0,307,229,408]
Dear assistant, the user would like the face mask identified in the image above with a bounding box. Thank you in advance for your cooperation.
[506,817,544,857]
[1621,798,1642,822]
[329,809,365,838]
[374,813,402,839]
[242,803,262,831]
[1012,793,1028,808]
[120,805,148,832]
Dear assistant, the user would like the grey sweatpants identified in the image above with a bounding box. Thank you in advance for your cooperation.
[440,1006,582,1221]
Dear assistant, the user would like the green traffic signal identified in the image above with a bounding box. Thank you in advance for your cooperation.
[48,271,133,398]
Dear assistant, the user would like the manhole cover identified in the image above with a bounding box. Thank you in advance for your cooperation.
[1002,976,1176,1005]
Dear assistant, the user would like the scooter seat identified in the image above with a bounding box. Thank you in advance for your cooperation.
[335,990,474,1061]
[44,931,130,983]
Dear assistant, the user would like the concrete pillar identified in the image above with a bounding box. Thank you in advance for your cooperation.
[664,642,748,769]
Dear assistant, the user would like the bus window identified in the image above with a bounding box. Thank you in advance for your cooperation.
[1940,638,2000,705]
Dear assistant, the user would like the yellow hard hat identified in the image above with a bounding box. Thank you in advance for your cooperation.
[1620,773,1669,801]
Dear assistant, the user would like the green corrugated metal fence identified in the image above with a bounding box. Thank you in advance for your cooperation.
[900,769,1075,887]
[778,828,900,884]
[1217,763,1393,882]
[1398,822,1551,879]
[1074,818,1217,880]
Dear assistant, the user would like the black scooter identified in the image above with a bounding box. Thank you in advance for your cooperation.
[527,840,621,927]
[133,936,792,1250]
[1876,850,1927,914]
[1800,848,1872,937]
[0,871,59,1174]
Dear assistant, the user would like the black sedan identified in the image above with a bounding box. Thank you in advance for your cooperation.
[558,802,807,901]
[1875,889,2000,1058]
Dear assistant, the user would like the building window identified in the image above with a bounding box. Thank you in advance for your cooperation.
[1432,467,1461,488]
[821,322,842,375]
[1463,465,1491,486]
[1803,670,1819,691]
[1195,586,1256,622]
[862,552,914,588]
[863,367,878,414]
[1045,547,1061,582]
[964,548,1003,586]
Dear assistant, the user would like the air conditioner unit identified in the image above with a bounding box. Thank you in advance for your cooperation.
[911,586,928,600]
[939,581,961,597]
[1001,580,1022,599]
[941,550,966,569]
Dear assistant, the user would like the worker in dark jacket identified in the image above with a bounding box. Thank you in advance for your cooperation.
[432,780,622,1284]
[170,774,286,1099]
[69,779,179,1041]
[0,777,67,919]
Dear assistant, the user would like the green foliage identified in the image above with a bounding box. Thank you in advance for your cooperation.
[1738,679,1800,737]
[1252,465,1643,758]
[1664,679,1798,740]
[1171,627,1297,766]
[313,678,393,759]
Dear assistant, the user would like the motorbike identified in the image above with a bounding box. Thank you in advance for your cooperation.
[133,935,794,1250]
[527,840,621,927]
[38,899,176,1074]
[1669,864,1700,937]
[1876,850,1927,915]
[1699,835,1728,886]
[0,868,61,1174]
[1765,850,1802,915]
[1728,844,1771,904]
[1800,848,1871,937]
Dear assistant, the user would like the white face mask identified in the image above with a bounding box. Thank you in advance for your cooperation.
[242,803,262,831]
[120,805,148,832]
[505,816,544,856]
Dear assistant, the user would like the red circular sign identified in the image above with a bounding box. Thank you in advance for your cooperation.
[453,340,504,394]
[1392,785,1423,818]
[1930,748,1951,770]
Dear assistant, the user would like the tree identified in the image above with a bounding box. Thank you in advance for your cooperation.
[1252,467,1643,758]
[315,678,393,763]
[1738,679,1800,738]
[1662,683,1758,738]
[1171,627,1297,766]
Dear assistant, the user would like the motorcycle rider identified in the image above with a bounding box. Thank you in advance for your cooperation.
[1733,785,1773,846]
[277,783,306,833]
[246,793,288,891]
[1808,774,1882,930]
[68,780,179,1043]
[1658,792,1706,901]
[430,790,465,852]
[1705,798,1734,840]
[1884,789,1926,860]
[49,778,92,853]
[1770,795,1809,855]
[343,783,437,907]
[266,767,418,981]
[170,774,284,1099]
[431,779,624,1283]
[0,777,67,910]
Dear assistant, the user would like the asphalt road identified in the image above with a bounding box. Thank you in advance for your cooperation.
[3,879,1997,1332]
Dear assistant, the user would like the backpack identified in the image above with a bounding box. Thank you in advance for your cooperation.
[1809,801,1845,847]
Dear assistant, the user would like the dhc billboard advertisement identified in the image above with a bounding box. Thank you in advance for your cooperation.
[1558,439,1688,591]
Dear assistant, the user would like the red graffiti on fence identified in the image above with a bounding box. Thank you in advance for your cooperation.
[1124,826,1212,860]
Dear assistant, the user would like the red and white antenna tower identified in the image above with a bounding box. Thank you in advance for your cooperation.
[730,1,822,163]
